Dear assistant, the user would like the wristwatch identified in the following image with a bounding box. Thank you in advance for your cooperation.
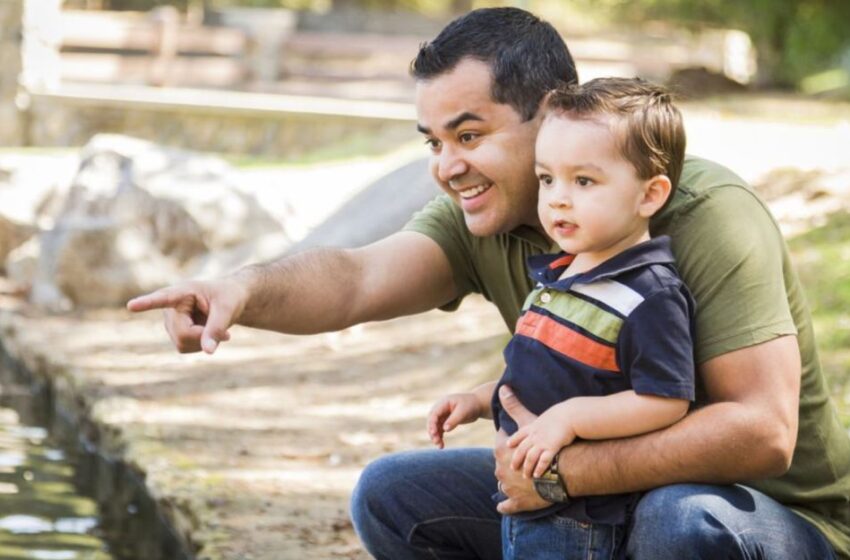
[532,450,571,503]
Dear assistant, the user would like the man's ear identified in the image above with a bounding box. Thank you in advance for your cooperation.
[638,174,672,218]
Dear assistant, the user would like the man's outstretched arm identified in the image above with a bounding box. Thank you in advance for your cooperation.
[495,334,801,513]
[127,231,458,353]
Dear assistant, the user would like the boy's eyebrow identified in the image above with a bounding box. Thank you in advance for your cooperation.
[416,112,485,135]
[536,162,606,174]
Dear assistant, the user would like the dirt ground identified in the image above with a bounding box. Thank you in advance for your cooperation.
[0,295,507,559]
[1,96,848,559]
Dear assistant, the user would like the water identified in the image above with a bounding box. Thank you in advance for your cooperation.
[0,383,116,560]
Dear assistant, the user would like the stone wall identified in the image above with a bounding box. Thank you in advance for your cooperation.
[0,0,23,146]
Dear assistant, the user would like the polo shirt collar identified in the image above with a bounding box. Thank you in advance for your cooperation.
[527,236,675,287]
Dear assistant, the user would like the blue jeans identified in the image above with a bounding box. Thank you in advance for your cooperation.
[350,448,836,560]
[502,514,624,560]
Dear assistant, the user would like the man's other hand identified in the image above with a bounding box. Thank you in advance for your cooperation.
[495,385,550,515]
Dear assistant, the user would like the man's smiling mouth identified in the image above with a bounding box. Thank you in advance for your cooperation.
[458,183,493,199]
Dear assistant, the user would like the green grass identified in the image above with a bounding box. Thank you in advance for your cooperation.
[788,211,850,427]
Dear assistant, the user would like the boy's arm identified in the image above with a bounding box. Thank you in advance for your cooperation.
[561,391,688,441]
[495,339,800,515]
[471,381,497,420]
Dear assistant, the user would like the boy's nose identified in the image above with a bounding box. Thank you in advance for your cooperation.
[549,196,572,208]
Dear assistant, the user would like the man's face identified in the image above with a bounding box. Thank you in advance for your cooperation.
[415,58,542,236]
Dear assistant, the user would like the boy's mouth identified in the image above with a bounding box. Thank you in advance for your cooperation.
[553,219,578,233]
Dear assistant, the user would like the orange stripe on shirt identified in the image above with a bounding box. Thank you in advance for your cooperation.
[515,310,619,372]
[548,254,576,269]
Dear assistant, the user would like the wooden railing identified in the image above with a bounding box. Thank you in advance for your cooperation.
[59,9,250,88]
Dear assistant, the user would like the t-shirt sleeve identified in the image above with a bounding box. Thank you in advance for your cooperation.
[402,194,480,309]
[668,186,797,364]
[617,286,696,401]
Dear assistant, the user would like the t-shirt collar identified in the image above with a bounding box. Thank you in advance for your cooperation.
[527,236,675,287]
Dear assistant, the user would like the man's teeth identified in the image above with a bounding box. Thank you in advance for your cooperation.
[459,184,490,199]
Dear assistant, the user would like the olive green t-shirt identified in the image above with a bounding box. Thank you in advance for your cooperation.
[404,155,850,557]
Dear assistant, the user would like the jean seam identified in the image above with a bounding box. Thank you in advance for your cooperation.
[409,516,502,559]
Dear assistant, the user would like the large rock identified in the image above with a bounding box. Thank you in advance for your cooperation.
[17,134,285,310]
[0,214,36,271]
[286,157,437,252]
[189,157,438,279]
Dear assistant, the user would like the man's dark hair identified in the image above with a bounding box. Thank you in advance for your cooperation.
[410,7,577,121]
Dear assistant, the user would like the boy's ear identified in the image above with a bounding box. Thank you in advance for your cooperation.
[638,174,672,218]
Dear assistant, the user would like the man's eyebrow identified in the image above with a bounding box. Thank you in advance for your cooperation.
[416,112,485,136]
[445,112,484,131]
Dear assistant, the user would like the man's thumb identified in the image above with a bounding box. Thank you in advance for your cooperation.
[499,385,537,428]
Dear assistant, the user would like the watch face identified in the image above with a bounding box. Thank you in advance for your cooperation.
[533,478,569,503]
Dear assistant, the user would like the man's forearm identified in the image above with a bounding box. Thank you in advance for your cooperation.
[560,400,792,497]
[233,247,362,335]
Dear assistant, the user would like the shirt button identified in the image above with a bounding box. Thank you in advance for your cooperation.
[540,292,552,304]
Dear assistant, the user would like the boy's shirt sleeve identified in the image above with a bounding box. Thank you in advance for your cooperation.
[616,285,696,401]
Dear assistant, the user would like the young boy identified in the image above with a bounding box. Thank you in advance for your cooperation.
[427,77,695,559]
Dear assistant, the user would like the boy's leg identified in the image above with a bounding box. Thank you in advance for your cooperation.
[350,447,502,560]
[502,514,623,560]
[626,483,836,559]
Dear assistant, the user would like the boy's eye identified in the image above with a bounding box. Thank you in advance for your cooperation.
[576,176,593,187]
[538,174,553,186]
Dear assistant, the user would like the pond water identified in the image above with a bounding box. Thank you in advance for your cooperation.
[0,372,124,560]
[0,348,192,560]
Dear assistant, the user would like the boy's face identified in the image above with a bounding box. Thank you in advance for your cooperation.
[415,58,542,236]
[535,114,652,265]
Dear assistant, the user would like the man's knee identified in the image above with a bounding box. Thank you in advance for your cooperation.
[351,453,404,527]
[628,484,748,558]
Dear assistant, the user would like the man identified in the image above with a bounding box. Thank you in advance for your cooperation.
[128,7,850,559]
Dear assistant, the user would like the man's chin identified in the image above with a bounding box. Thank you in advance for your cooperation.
[464,215,505,237]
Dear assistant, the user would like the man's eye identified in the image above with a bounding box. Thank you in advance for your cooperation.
[459,132,477,143]
[424,138,440,151]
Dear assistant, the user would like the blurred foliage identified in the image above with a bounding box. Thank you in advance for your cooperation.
[570,0,850,88]
[788,211,850,427]
[96,0,484,14]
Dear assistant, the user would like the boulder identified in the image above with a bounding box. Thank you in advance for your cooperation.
[286,157,437,252]
[20,134,285,309]
[0,214,36,272]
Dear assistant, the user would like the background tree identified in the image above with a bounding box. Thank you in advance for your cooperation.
[577,0,850,87]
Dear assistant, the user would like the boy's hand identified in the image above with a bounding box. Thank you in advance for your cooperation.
[507,401,576,478]
[427,393,485,448]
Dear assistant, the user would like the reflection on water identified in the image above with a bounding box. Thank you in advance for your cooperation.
[0,388,115,560]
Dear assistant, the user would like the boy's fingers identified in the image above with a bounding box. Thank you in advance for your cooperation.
[523,447,543,479]
[510,441,529,471]
[533,450,554,478]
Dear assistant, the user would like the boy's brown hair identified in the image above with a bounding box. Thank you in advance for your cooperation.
[544,77,686,193]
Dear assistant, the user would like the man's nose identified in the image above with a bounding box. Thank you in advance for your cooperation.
[436,145,468,183]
